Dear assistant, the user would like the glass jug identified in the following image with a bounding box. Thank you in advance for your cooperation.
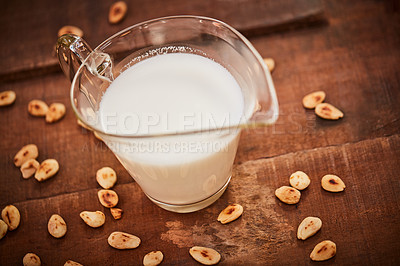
[56,16,278,213]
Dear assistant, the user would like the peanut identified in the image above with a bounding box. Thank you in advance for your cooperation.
[58,25,83,37]
[289,171,311,190]
[1,205,20,231]
[45,103,66,123]
[321,174,346,192]
[28,100,48,117]
[302,91,326,109]
[64,260,83,266]
[263,58,275,72]
[48,214,67,238]
[35,159,59,182]
[108,231,141,249]
[310,240,336,261]
[297,217,322,240]
[20,159,40,179]
[315,103,344,120]
[275,186,301,204]
[23,253,41,266]
[0,90,16,106]
[0,219,8,240]
[109,1,128,24]
[110,208,123,220]
[189,246,221,265]
[14,144,39,167]
[79,211,105,228]
[143,251,164,266]
[96,167,117,189]
[97,189,119,208]
[217,204,243,224]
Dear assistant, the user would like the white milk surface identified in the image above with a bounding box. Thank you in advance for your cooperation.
[98,53,244,205]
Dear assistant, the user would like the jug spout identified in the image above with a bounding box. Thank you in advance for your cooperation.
[56,34,93,81]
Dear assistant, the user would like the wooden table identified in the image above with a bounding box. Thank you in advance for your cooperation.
[1,0,399,265]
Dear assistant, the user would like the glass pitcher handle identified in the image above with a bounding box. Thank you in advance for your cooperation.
[56,34,93,81]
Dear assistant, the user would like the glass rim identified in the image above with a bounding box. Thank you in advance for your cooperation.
[70,15,279,139]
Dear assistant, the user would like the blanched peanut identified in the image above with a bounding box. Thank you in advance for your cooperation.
[189,246,221,265]
[45,103,66,123]
[109,1,127,24]
[23,253,41,266]
[297,217,322,240]
[143,251,164,266]
[20,159,40,179]
[302,91,326,109]
[321,174,346,192]
[14,144,39,167]
[1,205,20,231]
[310,240,337,261]
[98,189,119,208]
[0,90,16,106]
[96,167,117,189]
[110,208,123,220]
[289,171,311,190]
[275,186,301,204]
[108,231,141,249]
[315,103,344,120]
[28,100,48,117]
[0,219,8,240]
[263,58,275,72]
[35,159,59,182]
[217,204,243,224]
[48,214,67,238]
[64,260,83,266]
[58,25,84,37]
[79,211,105,228]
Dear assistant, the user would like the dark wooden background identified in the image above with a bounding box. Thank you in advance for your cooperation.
[1,0,400,265]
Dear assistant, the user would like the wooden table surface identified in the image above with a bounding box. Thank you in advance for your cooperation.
[1,0,400,265]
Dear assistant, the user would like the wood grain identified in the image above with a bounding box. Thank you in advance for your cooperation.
[1,135,399,265]
[1,0,400,265]
[0,0,324,82]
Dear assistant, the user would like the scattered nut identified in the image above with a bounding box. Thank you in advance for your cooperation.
[48,214,67,238]
[14,144,39,167]
[77,119,91,130]
[302,91,326,109]
[64,260,83,266]
[98,189,119,208]
[217,204,243,224]
[110,208,123,220]
[109,1,128,24]
[0,219,8,240]
[34,159,59,182]
[289,171,311,190]
[20,159,40,179]
[28,100,49,117]
[23,253,41,266]
[297,217,322,240]
[96,167,117,189]
[263,58,275,72]
[315,103,344,120]
[321,174,346,192]
[0,90,16,106]
[310,240,337,261]
[108,231,141,249]
[58,25,84,37]
[1,205,21,231]
[275,186,301,204]
[189,246,221,265]
[80,211,105,228]
[143,251,164,266]
[45,103,66,123]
